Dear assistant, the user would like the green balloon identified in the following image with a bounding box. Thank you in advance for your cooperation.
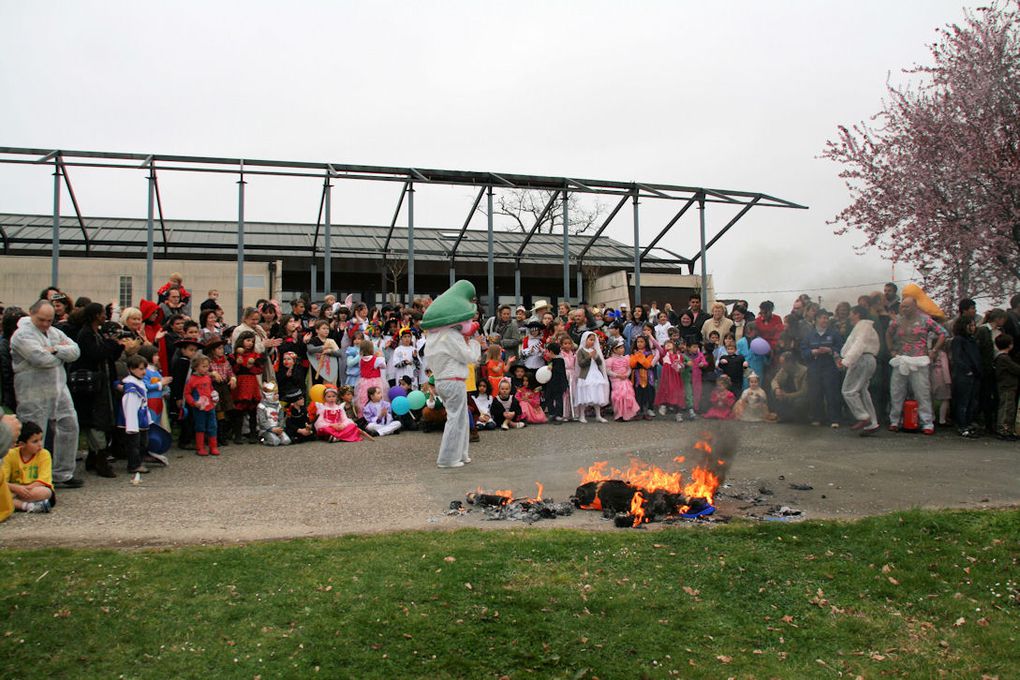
[407,390,427,410]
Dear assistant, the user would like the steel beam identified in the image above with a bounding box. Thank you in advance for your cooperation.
[514,265,521,306]
[51,158,60,285]
[382,180,409,252]
[151,165,168,255]
[576,193,629,261]
[698,195,707,297]
[562,191,570,302]
[324,178,332,296]
[237,162,246,320]
[639,196,697,261]
[632,190,641,307]
[449,185,486,260]
[58,161,89,253]
[407,182,415,303]
[689,195,762,264]
[146,166,155,299]
[487,186,495,311]
[311,179,326,252]
[513,190,562,259]
[576,269,583,304]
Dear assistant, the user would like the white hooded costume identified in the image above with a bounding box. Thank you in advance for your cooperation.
[11,314,81,482]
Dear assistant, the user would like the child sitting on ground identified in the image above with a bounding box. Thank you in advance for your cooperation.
[704,374,736,420]
[515,374,547,424]
[362,386,402,437]
[472,379,497,431]
[491,378,526,430]
[185,354,220,456]
[338,385,369,433]
[257,382,291,446]
[315,385,369,442]
[421,378,447,432]
[282,389,316,444]
[3,421,54,513]
[733,373,772,422]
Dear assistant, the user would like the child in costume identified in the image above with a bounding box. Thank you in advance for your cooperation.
[733,373,771,422]
[282,389,316,444]
[655,338,687,421]
[421,280,481,468]
[575,331,610,423]
[520,322,546,372]
[344,346,361,389]
[257,382,291,446]
[491,378,526,430]
[629,334,659,419]
[275,351,305,405]
[362,386,402,437]
[3,421,54,514]
[307,320,342,386]
[120,354,153,473]
[315,385,365,442]
[684,341,708,416]
[388,328,419,389]
[515,374,547,424]
[483,343,514,395]
[542,341,569,422]
[170,338,201,449]
[704,375,736,420]
[355,341,387,410]
[229,331,265,444]
[605,337,640,421]
[204,337,235,446]
[559,335,578,420]
[184,354,219,456]
[472,379,497,430]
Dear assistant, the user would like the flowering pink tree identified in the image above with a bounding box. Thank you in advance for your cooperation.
[823,1,1020,305]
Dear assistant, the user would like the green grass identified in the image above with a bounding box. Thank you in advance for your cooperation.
[1,509,1018,679]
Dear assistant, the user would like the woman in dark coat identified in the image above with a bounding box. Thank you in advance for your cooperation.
[71,303,123,477]
[950,318,983,438]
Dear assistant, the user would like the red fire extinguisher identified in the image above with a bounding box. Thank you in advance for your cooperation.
[902,400,920,432]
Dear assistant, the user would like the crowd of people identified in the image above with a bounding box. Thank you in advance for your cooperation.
[0,273,1018,519]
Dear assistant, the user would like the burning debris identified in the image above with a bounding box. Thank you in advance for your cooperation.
[450,483,574,524]
[573,431,734,528]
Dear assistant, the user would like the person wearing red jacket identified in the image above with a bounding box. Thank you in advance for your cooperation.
[755,300,785,351]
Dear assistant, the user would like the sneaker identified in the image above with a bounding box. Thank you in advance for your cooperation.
[437,461,465,469]
[850,419,870,431]
[53,477,84,489]
[463,456,472,464]
[887,424,900,433]
[596,416,609,423]
[830,423,840,429]
[646,409,656,418]
[578,415,587,424]
[687,409,697,419]
[501,423,509,430]
[515,422,526,428]
[675,413,684,423]
[658,405,668,416]
[922,427,935,436]
[861,424,880,437]
[24,499,51,513]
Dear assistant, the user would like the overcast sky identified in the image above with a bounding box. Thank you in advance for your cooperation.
[0,0,977,310]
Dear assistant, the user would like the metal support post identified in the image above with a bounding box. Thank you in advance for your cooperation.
[407,183,415,303]
[698,194,708,297]
[324,180,332,297]
[146,167,155,299]
[51,160,60,286]
[562,191,570,302]
[449,266,455,288]
[576,269,583,304]
[236,166,246,321]
[514,264,521,306]
[487,186,495,311]
[310,263,317,301]
[632,190,641,307]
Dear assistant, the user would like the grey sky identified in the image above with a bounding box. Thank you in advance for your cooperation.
[0,0,975,310]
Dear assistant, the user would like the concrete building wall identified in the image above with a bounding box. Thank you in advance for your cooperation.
[591,270,715,310]
[0,255,275,318]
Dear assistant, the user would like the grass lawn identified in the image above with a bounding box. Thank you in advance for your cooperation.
[1,509,1017,679]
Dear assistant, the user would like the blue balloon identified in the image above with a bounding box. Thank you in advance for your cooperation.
[391,395,411,416]
[388,386,407,401]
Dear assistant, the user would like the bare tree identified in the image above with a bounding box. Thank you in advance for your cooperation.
[383,257,407,304]
[480,189,603,236]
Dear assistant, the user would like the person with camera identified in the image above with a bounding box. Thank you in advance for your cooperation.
[69,303,124,478]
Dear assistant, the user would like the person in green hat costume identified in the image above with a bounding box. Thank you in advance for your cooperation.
[421,280,482,468]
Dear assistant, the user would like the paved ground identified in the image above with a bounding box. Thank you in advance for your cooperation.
[1,420,1017,548]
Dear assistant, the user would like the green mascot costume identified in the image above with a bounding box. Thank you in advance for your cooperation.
[421,281,481,468]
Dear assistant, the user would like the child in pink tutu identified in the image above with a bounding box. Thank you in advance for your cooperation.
[655,338,687,421]
[515,374,548,424]
[605,338,640,421]
[315,385,367,442]
[355,340,387,409]
[704,375,736,420]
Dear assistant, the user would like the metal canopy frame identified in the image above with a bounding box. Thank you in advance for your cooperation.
[0,146,806,310]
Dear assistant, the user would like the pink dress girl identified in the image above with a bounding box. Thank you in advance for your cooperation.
[685,348,709,412]
[704,376,736,420]
[315,389,364,442]
[516,380,548,424]
[655,347,686,410]
[605,353,640,421]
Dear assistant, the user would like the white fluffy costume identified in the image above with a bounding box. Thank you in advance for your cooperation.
[421,280,481,469]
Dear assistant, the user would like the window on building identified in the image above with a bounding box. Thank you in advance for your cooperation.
[119,276,133,309]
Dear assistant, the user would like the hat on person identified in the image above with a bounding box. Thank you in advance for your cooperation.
[283,386,304,402]
[531,299,551,313]
[619,302,629,309]
[323,384,340,397]
[421,280,477,330]
[526,321,544,330]
[174,338,203,350]
[203,335,226,353]
[515,305,527,314]
[139,298,161,321]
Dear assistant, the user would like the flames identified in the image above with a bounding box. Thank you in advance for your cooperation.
[576,442,722,506]
[630,491,647,527]
[474,482,544,503]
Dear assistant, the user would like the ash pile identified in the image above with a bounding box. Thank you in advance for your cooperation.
[448,484,573,524]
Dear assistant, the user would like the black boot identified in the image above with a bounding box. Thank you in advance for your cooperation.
[231,413,244,445]
[85,450,97,472]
